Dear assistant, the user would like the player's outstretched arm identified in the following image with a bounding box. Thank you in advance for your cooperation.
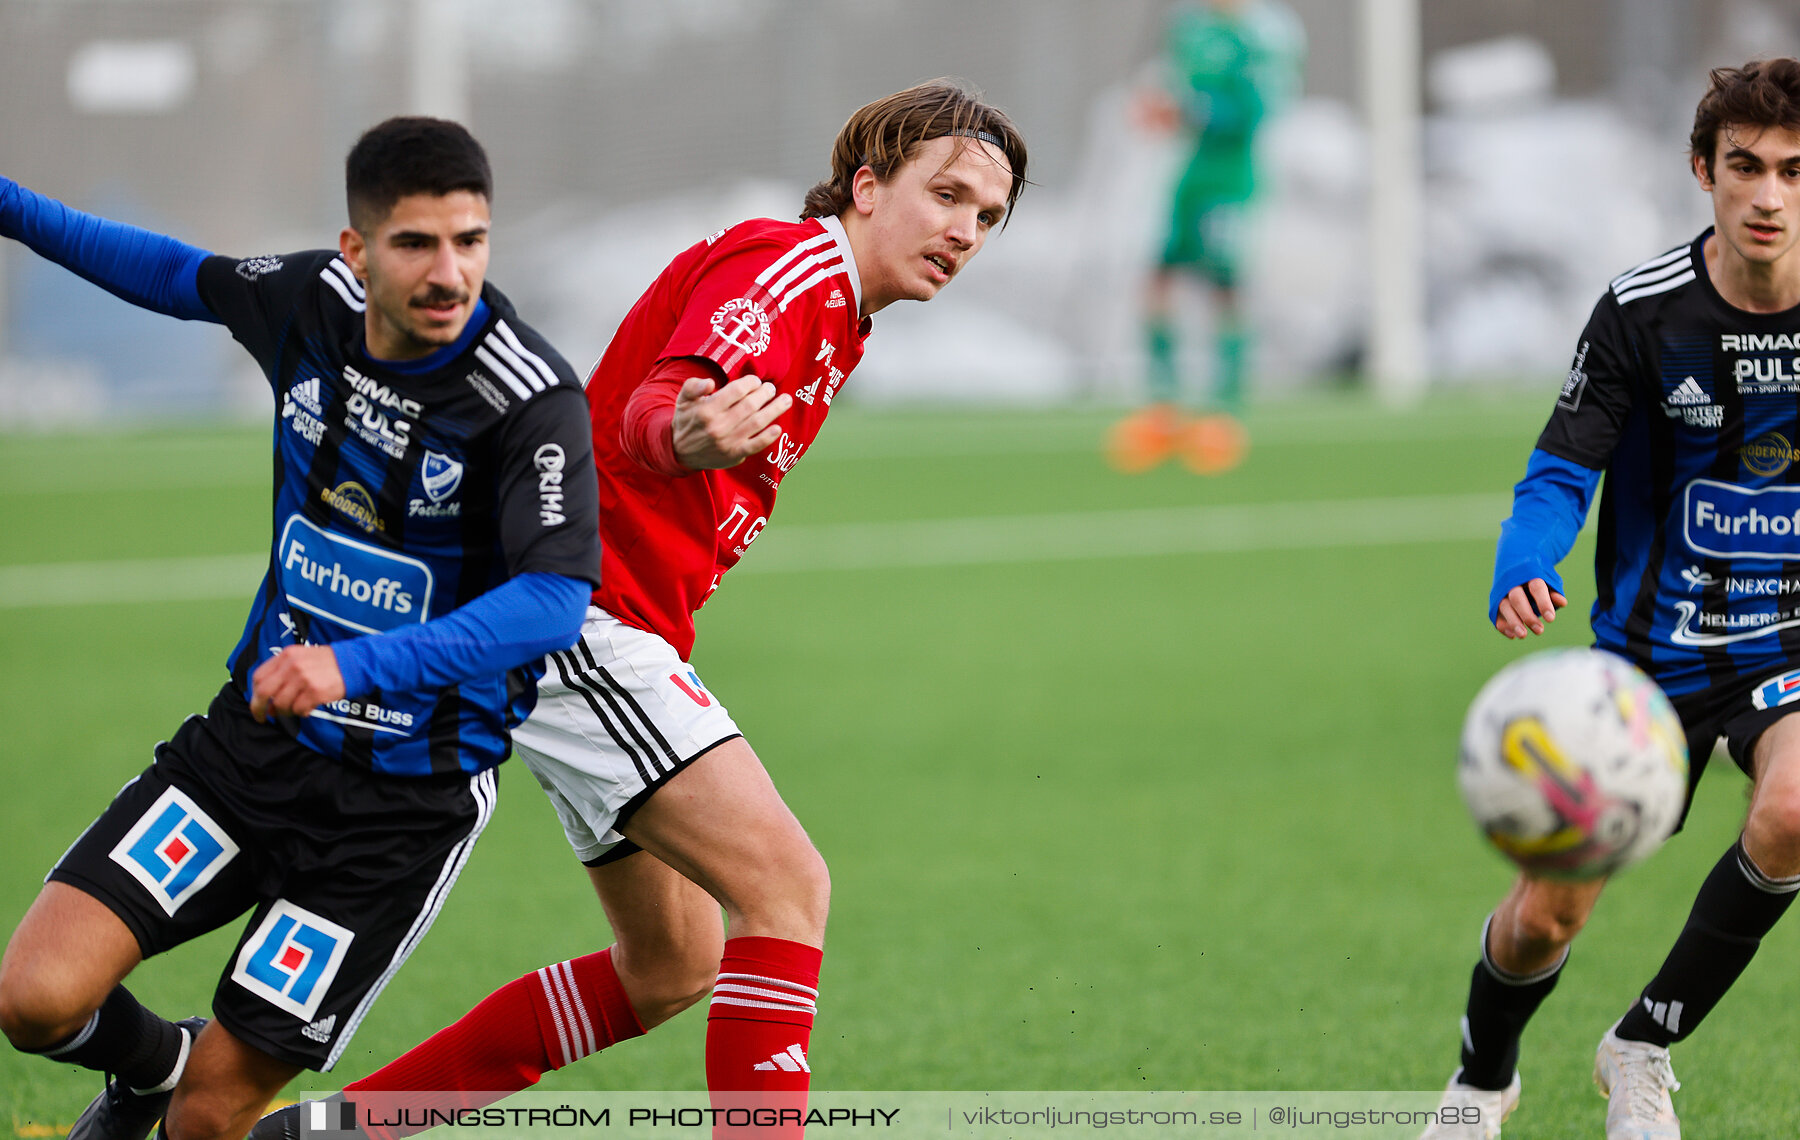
[1488,448,1602,636]
[1494,579,1569,640]
[0,176,217,322]
[247,572,592,722]
[671,374,793,469]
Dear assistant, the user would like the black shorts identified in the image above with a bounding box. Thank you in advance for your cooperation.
[49,684,497,1071]
[1665,664,1800,831]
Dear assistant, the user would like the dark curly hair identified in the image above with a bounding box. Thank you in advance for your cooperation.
[1691,58,1800,177]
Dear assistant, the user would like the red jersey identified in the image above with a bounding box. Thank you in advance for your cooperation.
[586,215,869,658]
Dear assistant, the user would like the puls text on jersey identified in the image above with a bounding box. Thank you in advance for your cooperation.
[343,364,421,459]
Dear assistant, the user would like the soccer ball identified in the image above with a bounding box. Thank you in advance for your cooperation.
[1459,648,1689,880]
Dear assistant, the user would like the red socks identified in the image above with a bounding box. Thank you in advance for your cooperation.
[706,937,823,1137]
[342,938,822,1140]
[531,949,647,1071]
[349,947,644,1101]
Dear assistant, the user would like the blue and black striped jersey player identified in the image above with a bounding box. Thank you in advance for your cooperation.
[1421,61,1800,1140]
[0,119,599,1140]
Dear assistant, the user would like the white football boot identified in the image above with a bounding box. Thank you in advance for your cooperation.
[1594,1022,1681,1139]
[1418,1070,1521,1139]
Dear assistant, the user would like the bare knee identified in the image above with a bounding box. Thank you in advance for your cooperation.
[634,957,717,1028]
[619,922,725,1028]
[1746,782,1800,877]
[0,883,141,1049]
[1509,901,1590,951]
[755,843,830,943]
[788,845,831,935]
[0,959,102,1050]
[1490,877,1604,972]
[710,838,830,945]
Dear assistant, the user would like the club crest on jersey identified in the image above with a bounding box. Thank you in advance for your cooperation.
[232,900,354,1021]
[669,670,713,707]
[710,298,772,356]
[1753,669,1800,711]
[109,788,239,917]
[421,452,464,503]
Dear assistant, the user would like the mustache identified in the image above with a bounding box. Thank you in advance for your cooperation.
[410,286,469,308]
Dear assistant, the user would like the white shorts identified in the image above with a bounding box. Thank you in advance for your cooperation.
[512,608,742,864]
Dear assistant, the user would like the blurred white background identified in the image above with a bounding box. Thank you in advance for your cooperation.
[1,0,1797,425]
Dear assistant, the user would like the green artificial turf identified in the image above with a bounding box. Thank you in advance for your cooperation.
[1,396,1791,1135]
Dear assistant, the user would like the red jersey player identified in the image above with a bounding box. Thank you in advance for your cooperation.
[252,81,1027,1138]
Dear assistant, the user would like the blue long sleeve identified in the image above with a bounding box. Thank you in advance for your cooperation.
[0,175,215,322]
[1489,448,1604,623]
[331,572,590,698]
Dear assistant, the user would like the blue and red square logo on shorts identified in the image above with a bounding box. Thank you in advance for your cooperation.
[232,900,355,1021]
[1752,668,1800,711]
[108,787,240,916]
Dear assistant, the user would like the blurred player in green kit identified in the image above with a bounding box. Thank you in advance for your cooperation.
[1109,0,1304,475]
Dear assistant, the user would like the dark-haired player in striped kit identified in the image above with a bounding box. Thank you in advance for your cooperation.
[0,118,598,1140]
[1421,60,1800,1140]
[254,80,1027,1140]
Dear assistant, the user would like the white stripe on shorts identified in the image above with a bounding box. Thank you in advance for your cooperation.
[553,635,684,775]
[324,768,497,1070]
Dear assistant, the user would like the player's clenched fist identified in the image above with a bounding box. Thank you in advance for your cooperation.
[249,643,347,721]
[1494,578,1566,640]
[671,374,793,470]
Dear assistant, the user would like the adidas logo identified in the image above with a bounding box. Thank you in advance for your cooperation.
[795,378,819,405]
[753,1044,811,1073]
[300,1013,337,1044]
[1641,997,1683,1034]
[286,377,325,417]
[1666,377,1709,406]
